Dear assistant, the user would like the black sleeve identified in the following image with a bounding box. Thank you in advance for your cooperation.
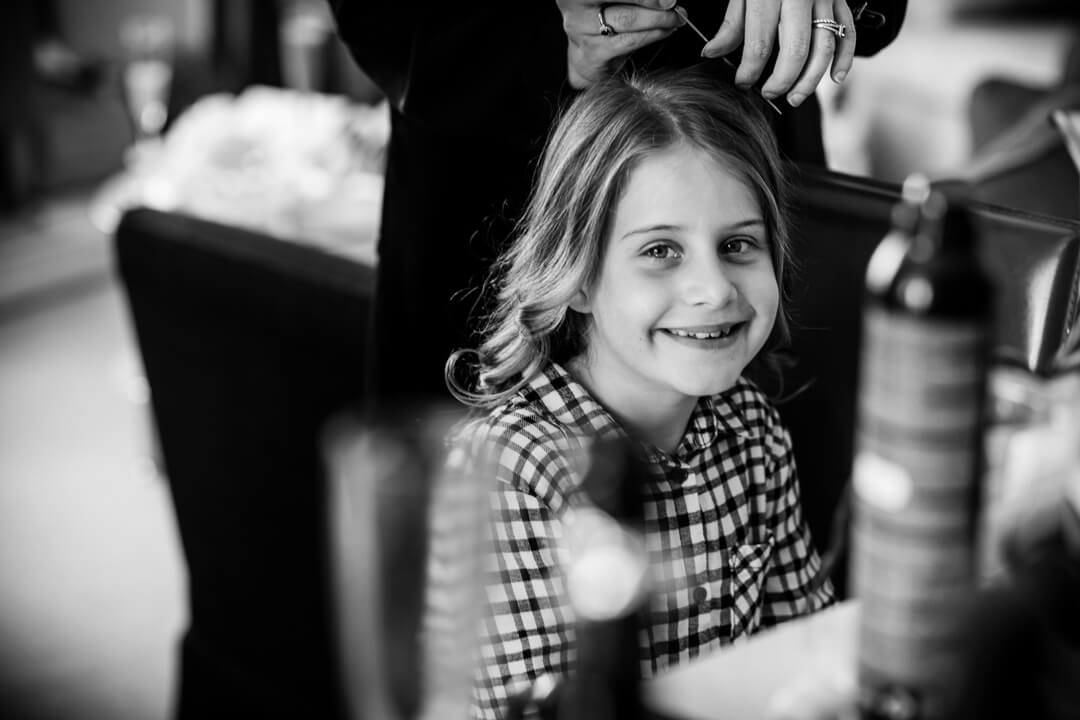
[325,1,415,111]
[325,1,567,140]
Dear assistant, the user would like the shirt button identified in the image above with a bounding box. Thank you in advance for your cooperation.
[693,586,708,605]
[670,467,689,483]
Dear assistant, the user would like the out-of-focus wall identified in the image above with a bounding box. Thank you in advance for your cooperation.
[58,0,212,57]
[821,9,1077,182]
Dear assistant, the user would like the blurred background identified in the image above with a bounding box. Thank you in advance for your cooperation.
[1,1,1079,719]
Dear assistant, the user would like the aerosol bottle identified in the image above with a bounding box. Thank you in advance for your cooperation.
[850,181,994,720]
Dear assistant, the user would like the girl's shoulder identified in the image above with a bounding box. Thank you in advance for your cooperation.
[446,392,588,506]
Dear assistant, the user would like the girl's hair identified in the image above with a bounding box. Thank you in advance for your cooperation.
[447,67,795,408]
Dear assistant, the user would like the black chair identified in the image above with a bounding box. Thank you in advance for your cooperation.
[115,208,373,719]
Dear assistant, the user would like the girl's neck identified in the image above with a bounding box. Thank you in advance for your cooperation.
[565,357,696,454]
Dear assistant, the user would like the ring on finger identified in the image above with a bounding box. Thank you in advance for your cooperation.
[598,4,616,36]
[811,18,846,39]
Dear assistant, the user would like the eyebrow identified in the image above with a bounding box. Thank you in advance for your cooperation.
[621,218,766,240]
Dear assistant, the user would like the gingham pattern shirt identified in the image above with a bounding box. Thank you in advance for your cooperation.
[426,362,833,720]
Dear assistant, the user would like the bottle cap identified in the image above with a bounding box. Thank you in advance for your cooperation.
[901,173,932,206]
[890,173,931,233]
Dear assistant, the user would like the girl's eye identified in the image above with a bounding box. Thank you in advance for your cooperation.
[720,237,761,256]
[642,243,680,260]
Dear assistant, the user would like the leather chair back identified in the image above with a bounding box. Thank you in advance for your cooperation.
[115,207,373,719]
[782,166,1080,594]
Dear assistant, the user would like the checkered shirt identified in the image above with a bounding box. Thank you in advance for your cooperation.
[423,362,834,720]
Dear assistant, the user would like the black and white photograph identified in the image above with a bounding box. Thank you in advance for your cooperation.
[1,2,1079,719]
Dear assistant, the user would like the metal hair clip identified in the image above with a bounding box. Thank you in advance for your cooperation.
[849,1,887,30]
[673,6,783,115]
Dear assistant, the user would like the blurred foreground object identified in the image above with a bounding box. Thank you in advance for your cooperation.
[981,367,1080,579]
[324,406,471,720]
[506,438,652,720]
[557,439,650,720]
[953,370,1080,720]
[92,85,388,263]
[851,183,994,719]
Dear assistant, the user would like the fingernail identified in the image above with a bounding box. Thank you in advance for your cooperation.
[787,92,805,107]
[701,44,718,58]
[761,89,778,100]
[663,0,678,9]
[832,69,848,83]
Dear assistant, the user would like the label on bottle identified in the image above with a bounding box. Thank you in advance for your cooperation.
[852,308,986,720]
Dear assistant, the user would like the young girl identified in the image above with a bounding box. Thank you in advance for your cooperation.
[431,67,833,720]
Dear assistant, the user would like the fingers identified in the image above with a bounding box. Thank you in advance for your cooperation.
[562,2,683,38]
[733,0,782,88]
[699,0,856,106]
[566,28,679,87]
[779,0,856,105]
[561,1,684,89]
[829,0,857,83]
[701,0,745,62]
[760,0,812,99]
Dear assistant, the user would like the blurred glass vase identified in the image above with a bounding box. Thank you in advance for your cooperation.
[279,1,335,92]
[120,15,175,144]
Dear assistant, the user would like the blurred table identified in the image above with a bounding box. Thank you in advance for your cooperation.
[645,600,858,719]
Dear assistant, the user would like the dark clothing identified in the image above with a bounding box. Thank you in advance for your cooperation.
[327,1,906,409]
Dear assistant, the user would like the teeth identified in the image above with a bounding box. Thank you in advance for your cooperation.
[667,327,734,339]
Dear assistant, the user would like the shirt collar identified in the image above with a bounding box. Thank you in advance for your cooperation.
[678,387,754,456]
[522,363,756,459]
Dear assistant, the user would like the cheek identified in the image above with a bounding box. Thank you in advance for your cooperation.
[599,275,664,330]
[747,271,780,329]
[764,277,780,321]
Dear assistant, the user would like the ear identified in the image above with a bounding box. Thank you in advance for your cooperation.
[568,288,591,314]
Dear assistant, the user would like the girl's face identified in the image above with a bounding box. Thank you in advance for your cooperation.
[570,143,779,416]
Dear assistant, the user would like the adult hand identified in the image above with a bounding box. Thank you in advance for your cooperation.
[702,0,857,107]
[557,0,687,88]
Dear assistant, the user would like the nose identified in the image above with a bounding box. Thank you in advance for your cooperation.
[679,255,738,307]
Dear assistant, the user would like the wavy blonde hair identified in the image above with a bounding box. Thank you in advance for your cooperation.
[447,68,795,408]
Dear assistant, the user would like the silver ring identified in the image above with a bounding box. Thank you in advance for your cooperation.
[598,5,616,36]
[811,18,846,38]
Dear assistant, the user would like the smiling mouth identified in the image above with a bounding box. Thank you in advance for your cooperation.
[660,324,743,340]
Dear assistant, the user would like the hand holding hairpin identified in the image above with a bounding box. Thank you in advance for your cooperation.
[556,0,686,89]
[673,0,856,110]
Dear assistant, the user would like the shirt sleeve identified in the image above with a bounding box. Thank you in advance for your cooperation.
[472,487,573,720]
[760,418,835,627]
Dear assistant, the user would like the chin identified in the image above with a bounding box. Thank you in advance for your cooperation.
[675,371,743,399]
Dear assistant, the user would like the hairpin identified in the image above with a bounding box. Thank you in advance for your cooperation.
[673,6,783,115]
